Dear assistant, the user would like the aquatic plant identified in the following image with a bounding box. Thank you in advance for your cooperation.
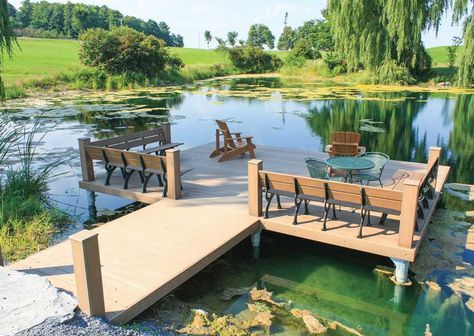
[0,117,70,261]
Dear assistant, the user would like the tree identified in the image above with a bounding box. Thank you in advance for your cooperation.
[227,31,238,47]
[247,24,275,49]
[327,0,474,84]
[79,27,182,76]
[277,26,296,50]
[17,0,32,28]
[229,45,282,73]
[204,30,212,49]
[447,36,462,73]
[296,17,333,52]
[0,0,15,98]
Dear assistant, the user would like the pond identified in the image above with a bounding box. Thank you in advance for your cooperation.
[2,77,474,335]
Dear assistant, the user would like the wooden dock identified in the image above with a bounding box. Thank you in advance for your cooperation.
[9,143,449,324]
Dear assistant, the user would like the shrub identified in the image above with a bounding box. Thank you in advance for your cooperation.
[79,27,183,77]
[367,60,416,85]
[292,39,321,60]
[228,46,283,73]
[322,52,347,74]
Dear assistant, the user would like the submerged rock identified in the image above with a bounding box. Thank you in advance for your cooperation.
[249,288,285,307]
[290,309,327,334]
[221,287,253,301]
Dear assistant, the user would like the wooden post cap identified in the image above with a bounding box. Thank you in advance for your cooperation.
[69,230,98,242]
[248,159,263,165]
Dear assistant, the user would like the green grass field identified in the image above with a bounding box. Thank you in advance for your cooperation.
[0,37,453,86]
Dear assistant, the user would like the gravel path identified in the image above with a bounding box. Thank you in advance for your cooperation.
[16,312,176,336]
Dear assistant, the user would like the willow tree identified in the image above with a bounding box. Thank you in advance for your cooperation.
[0,0,14,99]
[327,0,474,85]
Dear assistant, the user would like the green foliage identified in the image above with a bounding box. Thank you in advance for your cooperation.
[328,0,432,76]
[204,30,212,48]
[295,16,333,52]
[457,17,474,87]
[10,0,184,46]
[79,27,183,77]
[229,46,282,73]
[277,26,296,51]
[366,60,416,85]
[0,117,70,261]
[247,24,275,50]
[0,0,15,99]
[291,39,321,60]
[227,31,238,47]
[322,52,347,74]
[447,36,462,71]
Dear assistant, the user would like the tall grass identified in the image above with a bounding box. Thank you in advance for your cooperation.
[0,117,70,262]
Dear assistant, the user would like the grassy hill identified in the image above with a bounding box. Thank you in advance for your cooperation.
[0,37,455,87]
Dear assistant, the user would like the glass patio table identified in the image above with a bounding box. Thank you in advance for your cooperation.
[325,156,375,183]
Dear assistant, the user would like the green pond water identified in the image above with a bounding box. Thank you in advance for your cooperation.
[2,77,474,335]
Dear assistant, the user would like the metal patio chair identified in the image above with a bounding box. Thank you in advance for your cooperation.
[352,152,389,187]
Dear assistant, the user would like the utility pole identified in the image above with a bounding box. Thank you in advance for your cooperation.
[284,12,288,26]
[198,30,201,49]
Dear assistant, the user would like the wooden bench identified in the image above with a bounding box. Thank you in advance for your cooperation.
[92,124,182,154]
[84,146,191,197]
[258,170,403,238]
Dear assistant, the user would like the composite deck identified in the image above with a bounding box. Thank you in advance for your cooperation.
[9,143,449,323]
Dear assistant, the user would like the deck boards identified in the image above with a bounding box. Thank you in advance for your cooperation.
[9,143,449,324]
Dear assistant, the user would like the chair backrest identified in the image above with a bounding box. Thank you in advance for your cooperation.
[331,132,361,145]
[359,152,389,173]
[122,151,143,169]
[216,120,236,148]
[141,153,167,173]
[102,148,125,166]
[258,170,403,212]
[331,142,359,157]
[92,128,167,150]
[304,158,328,179]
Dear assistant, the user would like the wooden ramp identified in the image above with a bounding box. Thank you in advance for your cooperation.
[9,143,449,323]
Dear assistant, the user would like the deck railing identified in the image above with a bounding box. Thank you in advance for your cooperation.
[248,147,443,249]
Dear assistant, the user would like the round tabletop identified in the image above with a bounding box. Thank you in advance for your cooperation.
[325,156,375,171]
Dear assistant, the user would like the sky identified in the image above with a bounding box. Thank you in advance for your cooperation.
[10,0,464,49]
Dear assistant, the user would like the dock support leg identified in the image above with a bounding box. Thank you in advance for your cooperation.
[0,246,3,266]
[390,257,410,285]
[251,228,262,260]
[87,190,97,222]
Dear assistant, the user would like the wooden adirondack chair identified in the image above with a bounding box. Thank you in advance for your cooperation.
[326,131,366,157]
[209,120,256,162]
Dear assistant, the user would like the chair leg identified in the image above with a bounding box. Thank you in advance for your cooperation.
[379,213,388,226]
[104,166,116,186]
[417,203,425,219]
[304,200,309,215]
[138,171,144,183]
[157,174,164,187]
[142,173,153,193]
[322,202,330,231]
[123,169,134,189]
[366,210,371,226]
[332,204,337,220]
[293,198,302,225]
[357,210,367,239]
[162,173,168,197]
[379,179,383,188]
[264,193,274,219]
[276,195,282,209]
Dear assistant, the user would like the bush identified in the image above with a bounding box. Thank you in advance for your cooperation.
[79,27,183,77]
[229,46,283,73]
[292,39,322,60]
[367,60,416,85]
[321,52,350,76]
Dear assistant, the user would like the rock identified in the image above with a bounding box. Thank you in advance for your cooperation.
[221,287,253,301]
[426,281,441,291]
[466,298,474,313]
[249,288,284,307]
[0,268,77,336]
[290,309,327,334]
